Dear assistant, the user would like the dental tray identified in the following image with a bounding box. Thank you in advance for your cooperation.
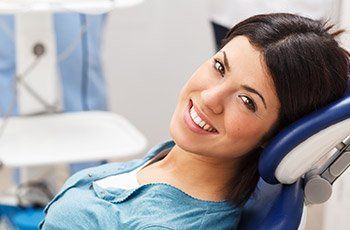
[0,111,147,167]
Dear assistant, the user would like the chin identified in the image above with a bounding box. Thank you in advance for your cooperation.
[169,120,207,156]
[170,116,194,151]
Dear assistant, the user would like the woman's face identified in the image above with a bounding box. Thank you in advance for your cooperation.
[170,36,280,159]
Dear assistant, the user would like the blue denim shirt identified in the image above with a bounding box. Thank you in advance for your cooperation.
[40,141,241,229]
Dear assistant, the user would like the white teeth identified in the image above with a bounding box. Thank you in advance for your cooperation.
[203,124,210,130]
[189,105,217,132]
[194,117,201,124]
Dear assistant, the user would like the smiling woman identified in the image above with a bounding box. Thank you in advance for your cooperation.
[167,35,281,206]
[40,13,349,229]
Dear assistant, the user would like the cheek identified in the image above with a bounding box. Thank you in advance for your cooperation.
[223,113,268,149]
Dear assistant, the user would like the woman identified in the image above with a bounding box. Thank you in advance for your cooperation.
[40,13,349,229]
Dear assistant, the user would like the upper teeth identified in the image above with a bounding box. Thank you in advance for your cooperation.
[190,106,217,132]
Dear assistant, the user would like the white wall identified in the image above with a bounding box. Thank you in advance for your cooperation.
[103,0,214,149]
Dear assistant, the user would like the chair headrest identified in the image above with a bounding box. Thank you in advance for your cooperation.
[260,78,350,184]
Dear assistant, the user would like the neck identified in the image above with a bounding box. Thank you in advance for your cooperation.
[148,144,240,200]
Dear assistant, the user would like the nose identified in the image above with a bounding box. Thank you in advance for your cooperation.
[201,85,225,114]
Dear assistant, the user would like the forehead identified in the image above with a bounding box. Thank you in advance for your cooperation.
[220,36,280,111]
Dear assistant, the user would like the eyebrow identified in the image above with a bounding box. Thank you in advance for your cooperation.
[221,51,230,72]
[242,84,267,109]
[219,51,267,109]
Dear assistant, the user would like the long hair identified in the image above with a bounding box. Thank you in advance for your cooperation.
[221,13,350,206]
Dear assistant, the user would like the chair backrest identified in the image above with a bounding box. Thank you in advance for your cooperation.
[238,78,350,230]
[238,179,304,230]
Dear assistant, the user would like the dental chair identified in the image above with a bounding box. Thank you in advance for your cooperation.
[238,78,350,230]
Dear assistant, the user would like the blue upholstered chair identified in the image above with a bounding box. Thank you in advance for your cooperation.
[238,78,350,230]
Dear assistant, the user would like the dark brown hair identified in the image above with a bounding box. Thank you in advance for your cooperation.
[221,13,350,206]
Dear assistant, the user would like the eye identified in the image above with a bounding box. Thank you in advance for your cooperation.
[213,59,225,76]
[239,95,257,112]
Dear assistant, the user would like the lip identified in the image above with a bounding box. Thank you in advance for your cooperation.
[191,100,217,130]
[183,99,219,135]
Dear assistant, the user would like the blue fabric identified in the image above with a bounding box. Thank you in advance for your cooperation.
[40,141,241,229]
[260,92,350,184]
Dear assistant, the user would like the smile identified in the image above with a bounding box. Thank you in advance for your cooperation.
[183,100,218,135]
[190,106,217,132]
